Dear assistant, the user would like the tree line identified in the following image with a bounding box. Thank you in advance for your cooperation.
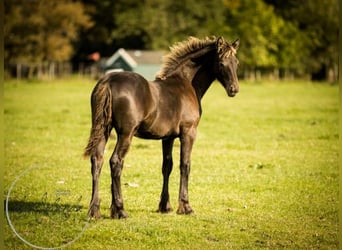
[4,0,338,81]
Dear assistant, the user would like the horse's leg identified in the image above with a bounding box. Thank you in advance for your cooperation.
[158,138,175,213]
[109,133,132,219]
[88,138,107,218]
[177,128,196,214]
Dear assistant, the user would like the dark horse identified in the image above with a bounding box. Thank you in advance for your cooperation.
[84,36,240,219]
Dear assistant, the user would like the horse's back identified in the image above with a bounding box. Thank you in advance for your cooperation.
[102,71,149,93]
[100,71,155,133]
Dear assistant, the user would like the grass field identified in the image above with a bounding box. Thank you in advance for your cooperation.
[3,77,339,249]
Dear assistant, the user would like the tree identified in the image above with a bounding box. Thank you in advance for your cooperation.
[5,0,338,80]
[78,0,227,54]
[222,0,308,79]
[266,0,339,80]
[4,0,92,64]
[294,0,338,80]
[73,0,120,61]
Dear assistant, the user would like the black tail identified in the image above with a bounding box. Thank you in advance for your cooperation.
[84,79,112,157]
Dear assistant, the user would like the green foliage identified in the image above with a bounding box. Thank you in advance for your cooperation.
[265,0,339,75]
[289,0,338,73]
[4,78,338,249]
[4,0,339,79]
[224,0,280,68]
[4,0,92,63]
[102,0,227,49]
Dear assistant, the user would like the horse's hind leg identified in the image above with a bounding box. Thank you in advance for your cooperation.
[88,138,107,218]
[109,132,133,219]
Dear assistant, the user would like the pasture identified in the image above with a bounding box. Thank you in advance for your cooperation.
[3,77,338,249]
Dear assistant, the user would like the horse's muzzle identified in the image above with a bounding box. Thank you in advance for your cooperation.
[227,84,239,97]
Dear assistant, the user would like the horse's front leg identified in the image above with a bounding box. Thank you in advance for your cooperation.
[158,138,175,213]
[109,133,132,219]
[177,128,196,215]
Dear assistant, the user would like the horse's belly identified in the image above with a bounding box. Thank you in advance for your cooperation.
[135,120,180,140]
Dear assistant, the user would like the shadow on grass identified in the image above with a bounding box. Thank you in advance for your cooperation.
[5,199,85,216]
[4,200,91,250]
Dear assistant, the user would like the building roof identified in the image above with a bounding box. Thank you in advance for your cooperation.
[125,50,165,65]
[105,48,165,69]
[105,48,137,69]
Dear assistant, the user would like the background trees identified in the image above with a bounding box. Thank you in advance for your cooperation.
[4,0,338,81]
[4,0,92,77]
[5,0,92,63]
[265,0,339,80]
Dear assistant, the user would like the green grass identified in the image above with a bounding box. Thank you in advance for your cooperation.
[3,77,339,249]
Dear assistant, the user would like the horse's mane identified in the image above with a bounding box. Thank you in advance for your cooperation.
[157,36,217,79]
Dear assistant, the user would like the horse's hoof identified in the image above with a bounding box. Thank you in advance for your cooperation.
[88,208,101,219]
[158,207,173,213]
[176,204,193,215]
[111,209,129,219]
[119,210,129,219]
[158,202,173,213]
[88,202,101,218]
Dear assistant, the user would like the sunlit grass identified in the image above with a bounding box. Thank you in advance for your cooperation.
[4,78,338,249]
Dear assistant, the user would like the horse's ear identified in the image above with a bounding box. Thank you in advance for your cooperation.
[216,36,226,53]
[232,38,240,50]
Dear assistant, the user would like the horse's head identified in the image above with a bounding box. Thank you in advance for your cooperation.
[215,37,240,97]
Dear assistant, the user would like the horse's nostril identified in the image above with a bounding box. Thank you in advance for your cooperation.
[231,84,239,93]
[227,84,239,97]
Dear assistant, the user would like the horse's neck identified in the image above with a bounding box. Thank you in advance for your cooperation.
[170,61,213,100]
[156,48,216,103]
[191,65,216,100]
[191,50,217,100]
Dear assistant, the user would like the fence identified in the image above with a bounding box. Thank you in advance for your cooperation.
[5,62,73,80]
[5,61,338,83]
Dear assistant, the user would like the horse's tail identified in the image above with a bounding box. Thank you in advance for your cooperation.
[84,78,112,158]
